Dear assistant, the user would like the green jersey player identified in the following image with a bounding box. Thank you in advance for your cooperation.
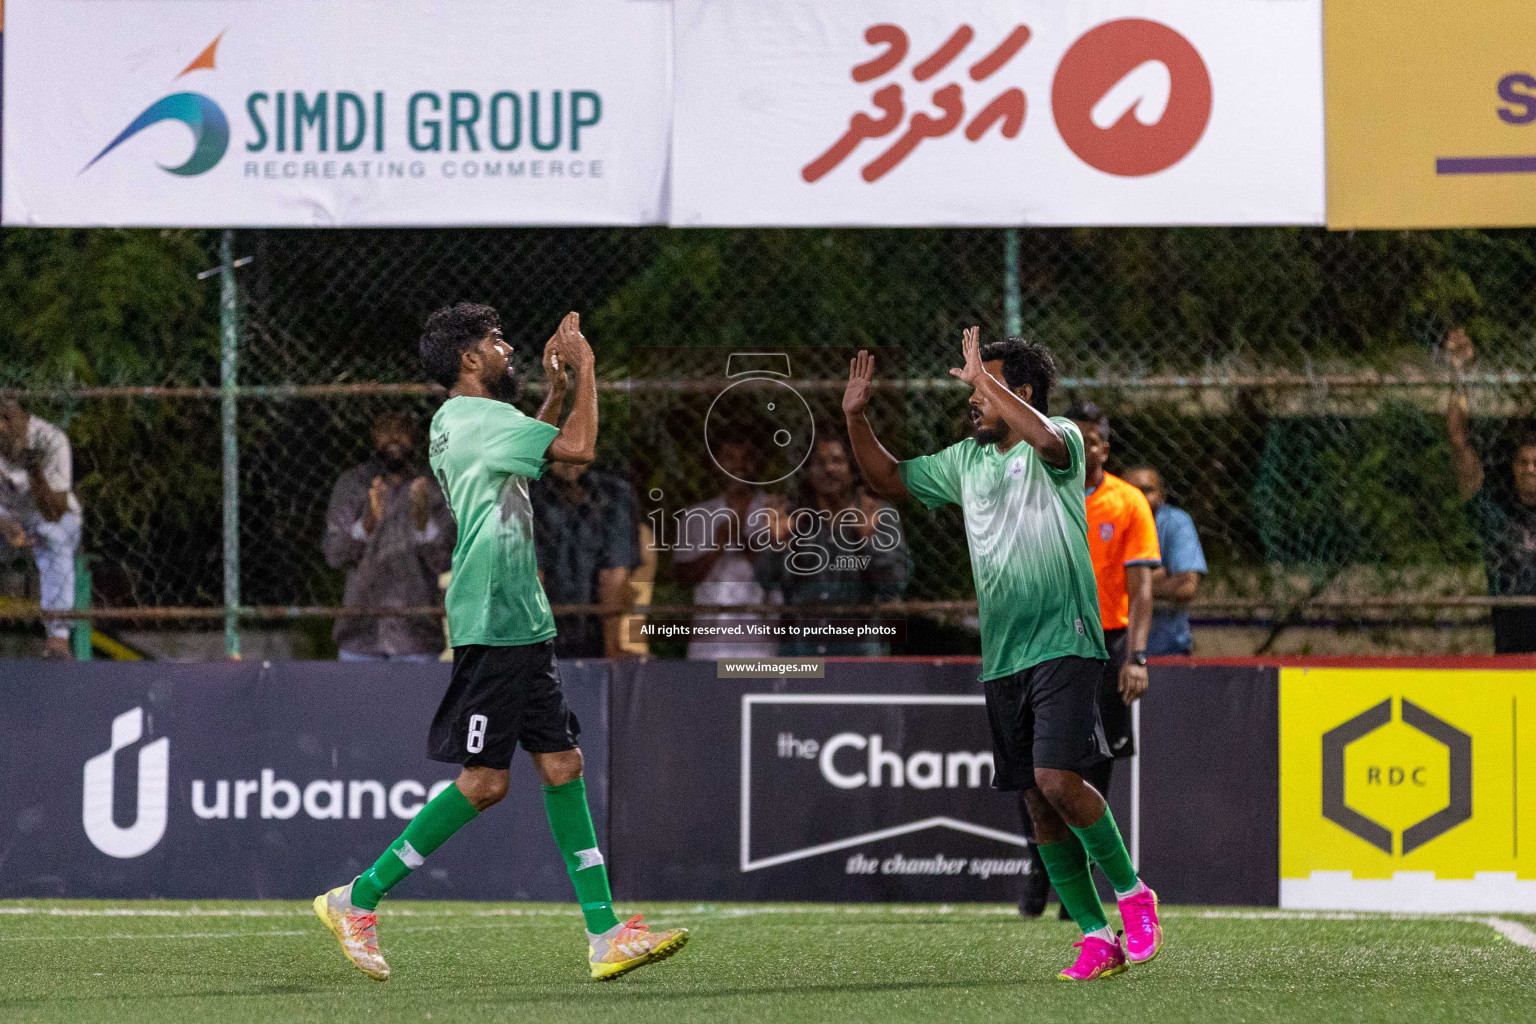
[314,304,687,982]
[843,328,1162,981]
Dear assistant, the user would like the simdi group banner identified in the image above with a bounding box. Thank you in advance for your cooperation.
[0,0,673,227]
[1325,1,1536,229]
[1280,667,1536,912]
[2,0,1328,229]
[668,0,1325,226]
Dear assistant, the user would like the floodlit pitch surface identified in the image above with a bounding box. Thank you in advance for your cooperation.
[2,902,1533,1023]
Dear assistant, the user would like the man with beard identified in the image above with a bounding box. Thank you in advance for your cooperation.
[314,304,688,982]
[323,412,456,661]
[845,329,1162,982]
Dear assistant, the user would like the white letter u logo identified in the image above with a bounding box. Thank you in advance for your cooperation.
[82,707,170,859]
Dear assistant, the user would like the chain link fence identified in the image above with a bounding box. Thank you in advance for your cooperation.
[4,225,1536,657]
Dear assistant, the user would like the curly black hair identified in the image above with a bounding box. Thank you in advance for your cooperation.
[1062,399,1110,440]
[978,336,1057,414]
[419,302,501,387]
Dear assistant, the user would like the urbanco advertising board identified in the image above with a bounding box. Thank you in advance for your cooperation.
[0,660,608,899]
[1,0,672,226]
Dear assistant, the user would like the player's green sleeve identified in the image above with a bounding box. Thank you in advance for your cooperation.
[484,405,561,480]
[897,443,963,508]
[1043,417,1085,482]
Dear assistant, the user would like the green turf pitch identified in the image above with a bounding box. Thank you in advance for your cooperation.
[2,902,1533,1024]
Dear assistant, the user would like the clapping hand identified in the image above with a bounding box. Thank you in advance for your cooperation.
[363,475,388,534]
[409,477,432,532]
[0,516,29,550]
[552,312,593,370]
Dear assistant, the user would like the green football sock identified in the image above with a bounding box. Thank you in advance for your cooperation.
[1070,806,1140,894]
[1036,835,1108,933]
[351,783,479,910]
[542,778,621,933]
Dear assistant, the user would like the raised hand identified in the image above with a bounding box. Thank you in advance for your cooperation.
[948,326,985,385]
[843,350,876,416]
[1446,328,1475,373]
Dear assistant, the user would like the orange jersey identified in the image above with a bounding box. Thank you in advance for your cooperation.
[1084,472,1161,631]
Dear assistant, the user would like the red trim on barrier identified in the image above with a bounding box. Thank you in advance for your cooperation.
[821,654,1536,669]
[824,655,981,664]
[1147,655,1536,670]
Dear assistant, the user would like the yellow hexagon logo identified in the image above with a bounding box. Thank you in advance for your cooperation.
[1321,697,1472,855]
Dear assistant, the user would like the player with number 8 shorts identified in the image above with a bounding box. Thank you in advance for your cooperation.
[312,303,688,982]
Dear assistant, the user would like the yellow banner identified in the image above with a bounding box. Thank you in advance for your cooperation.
[1280,668,1536,907]
[1325,1,1536,228]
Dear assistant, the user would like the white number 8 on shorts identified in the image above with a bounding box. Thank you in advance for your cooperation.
[466,714,488,754]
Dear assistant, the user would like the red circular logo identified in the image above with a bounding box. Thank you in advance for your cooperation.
[1051,19,1212,177]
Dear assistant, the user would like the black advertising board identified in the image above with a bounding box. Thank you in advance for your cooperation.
[610,658,1278,905]
[0,659,608,899]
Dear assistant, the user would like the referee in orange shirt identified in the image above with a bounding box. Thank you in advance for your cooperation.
[1019,400,1159,918]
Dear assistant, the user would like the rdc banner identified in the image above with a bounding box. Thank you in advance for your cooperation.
[1,0,672,226]
[1280,666,1536,912]
[669,0,1325,226]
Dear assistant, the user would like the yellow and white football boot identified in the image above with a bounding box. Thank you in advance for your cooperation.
[588,914,689,981]
[313,881,390,981]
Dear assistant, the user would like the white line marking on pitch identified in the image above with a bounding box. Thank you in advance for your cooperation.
[1476,915,1536,950]
[1,904,1532,952]
[0,929,312,942]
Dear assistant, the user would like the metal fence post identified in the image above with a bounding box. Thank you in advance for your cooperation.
[219,230,241,659]
[72,553,92,661]
[1003,228,1021,337]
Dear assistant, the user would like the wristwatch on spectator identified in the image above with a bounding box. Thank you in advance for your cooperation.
[1130,650,1148,667]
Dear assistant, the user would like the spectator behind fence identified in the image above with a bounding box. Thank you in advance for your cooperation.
[672,438,777,660]
[1124,466,1208,656]
[1446,329,1536,653]
[323,412,455,661]
[756,437,908,656]
[0,400,82,658]
[531,460,642,659]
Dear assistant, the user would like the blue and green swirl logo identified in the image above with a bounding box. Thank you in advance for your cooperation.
[84,33,230,177]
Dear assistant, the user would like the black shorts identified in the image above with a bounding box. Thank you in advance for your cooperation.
[426,641,580,770]
[1097,628,1136,759]
[984,654,1110,792]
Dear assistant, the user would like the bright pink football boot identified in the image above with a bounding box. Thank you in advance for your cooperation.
[1118,887,1163,964]
[1056,935,1127,981]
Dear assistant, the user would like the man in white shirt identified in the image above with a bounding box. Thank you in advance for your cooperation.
[0,400,83,658]
[671,439,779,660]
